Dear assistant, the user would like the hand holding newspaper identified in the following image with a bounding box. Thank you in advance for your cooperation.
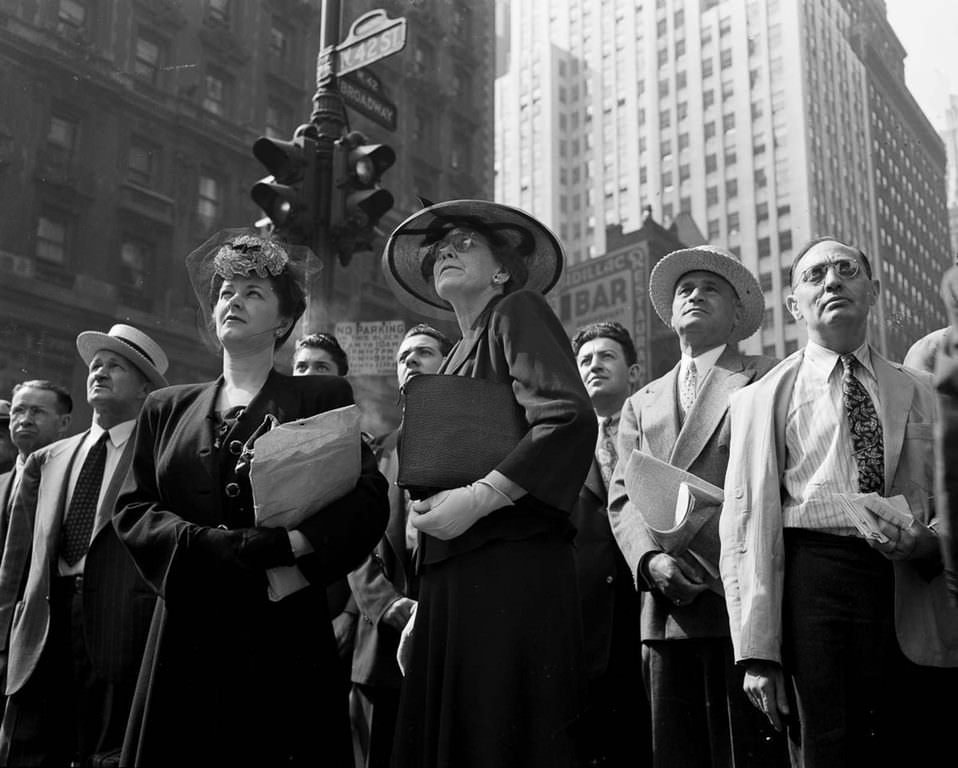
[246,405,362,600]
[835,493,915,543]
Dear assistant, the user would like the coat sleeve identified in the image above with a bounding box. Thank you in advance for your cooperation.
[489,291,598,512]
[719,386,786,665]
[289,378,389,588]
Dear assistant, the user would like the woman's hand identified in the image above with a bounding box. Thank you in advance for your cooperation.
[194,526,295,571]
[410,478,514,540]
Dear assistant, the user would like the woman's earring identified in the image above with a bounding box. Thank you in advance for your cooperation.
[493,272,508,284]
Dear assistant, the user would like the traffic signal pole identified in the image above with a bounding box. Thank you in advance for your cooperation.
[307,0,348,329]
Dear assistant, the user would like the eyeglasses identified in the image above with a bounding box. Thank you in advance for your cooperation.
[435,230,480,255]
[798,257,861,285]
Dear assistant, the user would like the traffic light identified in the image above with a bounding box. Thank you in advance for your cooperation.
[250,124,320,247]
[330,131,395,264]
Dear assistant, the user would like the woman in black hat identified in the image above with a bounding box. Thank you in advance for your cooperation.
[113,229,388,766]
[383,201,597,767]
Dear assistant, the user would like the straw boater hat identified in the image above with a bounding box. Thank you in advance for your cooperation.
[648,245,764,343]
[76,324,169,389]
[382,199,565,317]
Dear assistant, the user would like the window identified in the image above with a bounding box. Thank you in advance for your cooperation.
[705,122,716,139]
[727,212,740,232]
[757,236,771,257]
[659,109,671,128]
[723,113,735,132]
[705,154,717,173]
[657,48,668,66]
[779,229,793,251]
[127,141,155,187]
[724,150,737,166]
[756,202,769,222]
[675,39,686,58]
[58,0,86,31]
[35,211,69,265]
[48,114,77,154]
[270,19,290,63]
[759,272,773,292]
[707,219,721,240]
[134,32,163,84]
[265,100,292,139]
[197,173,221,223]
[720,49,732,69]
[203,70,228,116]
[703,90,715,108]
[676,71,687,90]
[661,138,673,158]
[208,0,230,24]
[659,80,670,98]
[726,179,738,198]
[702,58,714,78]
[679,164,690,181]
[706,186,719,205]
[414,40,435,75]
[754,168,767,187]
[120,239,154,297]
[676,102,688,121]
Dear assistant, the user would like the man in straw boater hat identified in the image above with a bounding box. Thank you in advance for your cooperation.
[606,245,787,768]
[0,324,168,766]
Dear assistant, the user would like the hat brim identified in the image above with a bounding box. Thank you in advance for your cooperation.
[649,247,765,343]
[382,200,565,316]
[76,332,168,389]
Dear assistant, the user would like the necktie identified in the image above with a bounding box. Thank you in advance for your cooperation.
[596,416,618,488]
[680,360,698,420]
[60,432,109,566]
[840,354,884,495]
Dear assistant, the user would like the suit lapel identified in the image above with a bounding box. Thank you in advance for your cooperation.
[34,434,86,564]
[583,457,605,502]
[92,437,135,538]
[670,347,748,470]
[873,352,912,492]
[642,364,681,461]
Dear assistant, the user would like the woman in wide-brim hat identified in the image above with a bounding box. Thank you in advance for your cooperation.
[383,200,597,767]
[114,228,388,767]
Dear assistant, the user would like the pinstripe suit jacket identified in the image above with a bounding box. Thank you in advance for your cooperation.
[0,427,154,694]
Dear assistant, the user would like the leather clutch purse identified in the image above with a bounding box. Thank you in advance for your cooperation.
[397,373,528,500]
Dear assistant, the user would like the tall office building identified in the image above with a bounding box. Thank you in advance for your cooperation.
[496,0,951,362]
[943,95,958,259]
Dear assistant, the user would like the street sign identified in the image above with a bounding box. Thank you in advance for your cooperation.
[334,320,407,375]
[336,10,407,77]
[341,74,398,131]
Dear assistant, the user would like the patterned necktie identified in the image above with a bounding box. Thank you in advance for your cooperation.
[840,354,884,495]
[596,416,619,488]
[60,432,109,565]
[680,360,698,420]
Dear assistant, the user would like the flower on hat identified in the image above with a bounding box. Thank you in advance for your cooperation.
[212,235,289,280]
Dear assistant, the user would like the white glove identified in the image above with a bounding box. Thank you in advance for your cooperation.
[396,602,418,677]
[410,477,515,540]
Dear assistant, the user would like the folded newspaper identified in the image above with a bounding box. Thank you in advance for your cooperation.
[835,492,915,543]
[247,404,362,600]
[624,450,725,593]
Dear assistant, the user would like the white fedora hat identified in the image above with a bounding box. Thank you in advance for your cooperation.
[76,324,169,389]
[648,245,765,343]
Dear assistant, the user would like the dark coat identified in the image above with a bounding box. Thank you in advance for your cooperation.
[936,331,958,601]
[0,469,17,562]
[570,458,641,680]
[114,370,388,767]
[348,429,414,690]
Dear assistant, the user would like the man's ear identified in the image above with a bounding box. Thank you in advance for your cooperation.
[785,294,802,323]
[627,363,642,390]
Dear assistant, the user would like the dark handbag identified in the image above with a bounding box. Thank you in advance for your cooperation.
[397,374,527,500]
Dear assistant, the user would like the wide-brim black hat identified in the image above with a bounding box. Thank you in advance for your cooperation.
[382,200,565,317]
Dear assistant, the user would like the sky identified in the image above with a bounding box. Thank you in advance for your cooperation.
[884,0,958,129]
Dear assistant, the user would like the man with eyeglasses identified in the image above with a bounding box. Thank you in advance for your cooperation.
[719,236,958,766]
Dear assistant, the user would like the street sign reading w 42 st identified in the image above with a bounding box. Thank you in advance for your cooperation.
[336,10,407,77]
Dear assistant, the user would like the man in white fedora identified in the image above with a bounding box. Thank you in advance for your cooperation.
[0,323,168,766]
[606,246,787,767]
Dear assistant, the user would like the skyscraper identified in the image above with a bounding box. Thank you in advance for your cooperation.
[496,0,950,362]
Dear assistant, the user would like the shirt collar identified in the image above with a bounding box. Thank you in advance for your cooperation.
[597,409,622,429]
[681,343,727,379]
[89,419,136,449]
[804,339,874,382]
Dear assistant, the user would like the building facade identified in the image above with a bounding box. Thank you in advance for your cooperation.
[495,0,951,363]
[0,0,494,432]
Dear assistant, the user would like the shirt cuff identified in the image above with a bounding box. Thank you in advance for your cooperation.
[288,530,314,558]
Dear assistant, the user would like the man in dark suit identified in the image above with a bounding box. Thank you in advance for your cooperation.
[348,323,452,768]
[608,246,786,768]
[0,324,169,766]
[0,381,73,555]
[570,321,650,768]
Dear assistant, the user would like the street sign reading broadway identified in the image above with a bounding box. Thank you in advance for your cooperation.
[336,10,407,77]
[341,70,398,131]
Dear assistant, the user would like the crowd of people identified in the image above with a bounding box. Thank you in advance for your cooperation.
[0,200,955,768]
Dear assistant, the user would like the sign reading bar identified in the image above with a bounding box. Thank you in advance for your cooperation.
[334,320,407,376]
[548,246,650,375]
[336,10,407,77]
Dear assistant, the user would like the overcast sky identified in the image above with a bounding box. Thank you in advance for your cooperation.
[884,0,957,129]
